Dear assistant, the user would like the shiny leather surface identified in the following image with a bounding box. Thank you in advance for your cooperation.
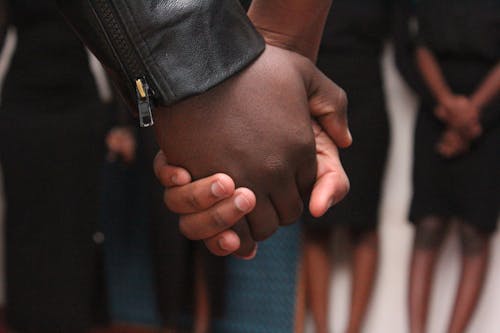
[58,0,265,109]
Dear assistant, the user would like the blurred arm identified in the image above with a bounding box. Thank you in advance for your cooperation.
[470,61,500,131]
[416,46,453,104]
[470,62,500,110]
[248,0,332,61]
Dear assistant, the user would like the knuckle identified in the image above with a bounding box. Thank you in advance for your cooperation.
[262,157,287,175]
[251,225,278,242]
[280,200,303,226]
[188,192,202,210]
[212,210,230,229]
[335,87,348,113]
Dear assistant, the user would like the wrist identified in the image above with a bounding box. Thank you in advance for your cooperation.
[437,91,455,108]
[469,95,484,112]
[254,25,319,61]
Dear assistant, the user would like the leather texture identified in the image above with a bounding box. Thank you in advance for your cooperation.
[57,0,265,109]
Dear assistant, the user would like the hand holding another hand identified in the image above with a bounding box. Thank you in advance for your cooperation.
[153,118,350,258]
[153,45,350,257]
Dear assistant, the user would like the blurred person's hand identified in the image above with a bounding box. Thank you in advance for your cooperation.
[435,95,482,139]
[106,127,136,163]
[154,119,349,258]
[436,128,471,158]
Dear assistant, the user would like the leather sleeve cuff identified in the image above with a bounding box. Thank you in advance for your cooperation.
[58,0,265,110]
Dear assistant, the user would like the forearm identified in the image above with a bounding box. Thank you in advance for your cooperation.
[416,46,453,103]
[470,62,500,110]
[248,0,332,61]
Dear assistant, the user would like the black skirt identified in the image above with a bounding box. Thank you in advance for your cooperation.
[0,107,108,333]
[303,54,390,232]
[409,102,500,232]
[409,61,500,232]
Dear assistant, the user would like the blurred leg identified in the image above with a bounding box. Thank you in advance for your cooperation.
[345,229,379,333]
[304,229,332,333]
[194,252,211,333]
[294,254,307,333]
[446,223,491,333]
[409,216,449,333]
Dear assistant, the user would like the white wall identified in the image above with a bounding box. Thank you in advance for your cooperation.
[306,45,500,333]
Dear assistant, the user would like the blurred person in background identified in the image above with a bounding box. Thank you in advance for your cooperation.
[301,1,394,332]
[0,1,109,332]
[398,1,500,332]
[0,0,221,330]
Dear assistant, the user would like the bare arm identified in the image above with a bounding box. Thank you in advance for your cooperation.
[416,46,453,104]
[470,62,500,110]
[248,0,332,61]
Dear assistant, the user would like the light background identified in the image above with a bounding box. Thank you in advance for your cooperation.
[0,31,498,332]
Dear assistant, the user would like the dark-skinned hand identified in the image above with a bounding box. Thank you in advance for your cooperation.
[154,45,349,256]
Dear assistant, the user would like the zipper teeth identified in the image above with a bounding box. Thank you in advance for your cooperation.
[94,0,145,83]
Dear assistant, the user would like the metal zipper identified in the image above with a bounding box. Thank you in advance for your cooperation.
[93,0,154,127]
[135,78,154,127]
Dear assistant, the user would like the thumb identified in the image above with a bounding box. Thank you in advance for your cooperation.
[308,68,352,148]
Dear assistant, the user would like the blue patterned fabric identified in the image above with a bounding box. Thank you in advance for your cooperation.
[213,223,302,333]
[100,161,162,326]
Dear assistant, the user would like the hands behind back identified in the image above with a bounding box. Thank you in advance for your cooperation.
[435,94,483,158]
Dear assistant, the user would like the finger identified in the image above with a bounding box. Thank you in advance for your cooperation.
[178,188,255,239]
[434,106,447,120]
[164,173,237,214]
[309,127,350,217]
[153,150,191,187]
[203,230,241,256]
[309,169,350,217]
[270,183,303,225]
[308,68,352,148]
[232,219,258,258]
[246,196,280,241]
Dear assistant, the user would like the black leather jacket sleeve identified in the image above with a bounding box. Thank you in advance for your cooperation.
[57,0,265,126]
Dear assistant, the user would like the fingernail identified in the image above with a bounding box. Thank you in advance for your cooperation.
[218,237,230,251]
[235,243,258,260]
[234,194,251,212]
[241,244,258,260]
[211,180,226,197]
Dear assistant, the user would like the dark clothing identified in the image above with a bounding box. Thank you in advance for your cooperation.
[304,0,390,231]
[0,1,108,332]
[139,129,226,330]
[407,0,500,232]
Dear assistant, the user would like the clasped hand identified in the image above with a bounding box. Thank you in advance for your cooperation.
[153,45,351,257]
[435,94,482,158]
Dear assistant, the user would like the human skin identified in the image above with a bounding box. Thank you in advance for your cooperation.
[410,44,498,333]
[155,0,351,257]
[156,45,326,244]
[417,47,500,157]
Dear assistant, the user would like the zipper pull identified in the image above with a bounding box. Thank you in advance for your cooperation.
[135,78,154,128]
